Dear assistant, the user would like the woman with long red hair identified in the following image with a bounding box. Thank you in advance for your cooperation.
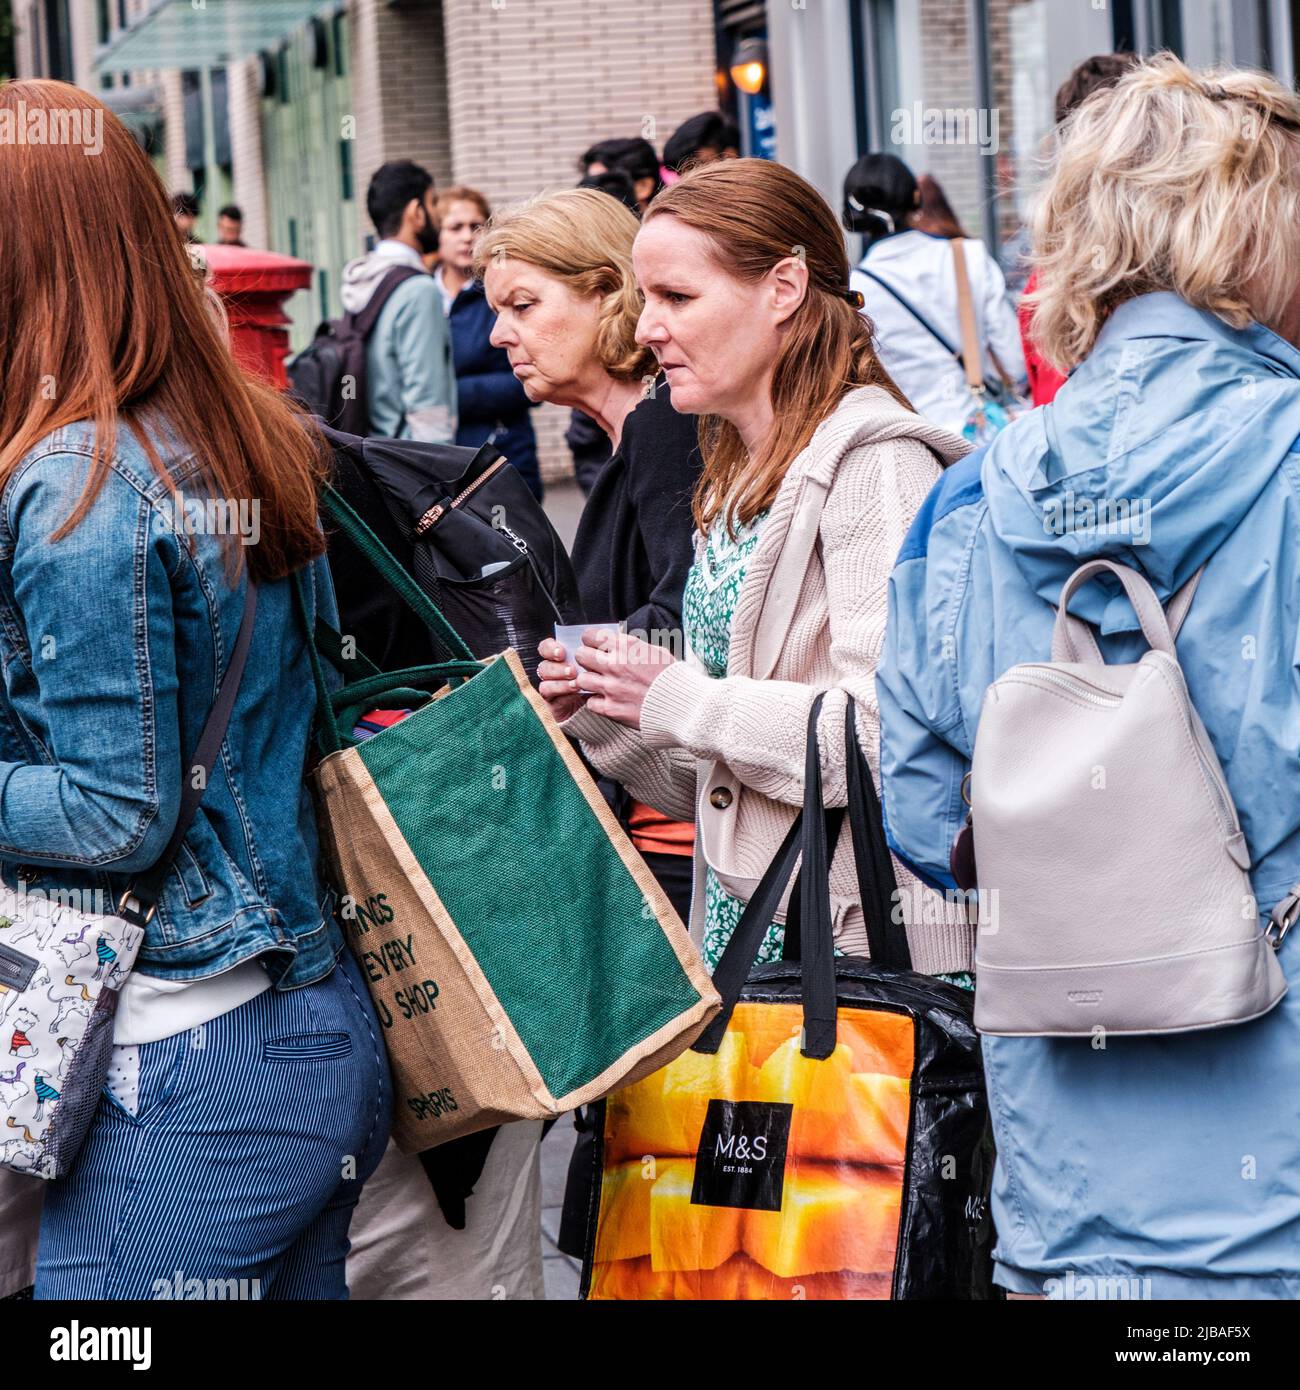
[0,81,390,1299]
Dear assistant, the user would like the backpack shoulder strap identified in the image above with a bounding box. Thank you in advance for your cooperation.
[1165,565,1204,640]
[1053,561,1206,664]
[349,265,425,337]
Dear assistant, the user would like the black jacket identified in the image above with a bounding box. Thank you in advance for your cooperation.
[570,380,701,639]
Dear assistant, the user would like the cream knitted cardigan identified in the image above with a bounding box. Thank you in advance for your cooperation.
[563,385,974,976]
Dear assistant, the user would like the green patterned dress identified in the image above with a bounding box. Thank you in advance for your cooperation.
[680,507,974,992]
[681,507,780,972]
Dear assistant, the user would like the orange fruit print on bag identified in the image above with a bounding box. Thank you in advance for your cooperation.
[587,1001,914,1300]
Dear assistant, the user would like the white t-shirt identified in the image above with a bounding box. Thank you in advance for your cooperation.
[433,264,456,318]
[850,229,1027,436]
[112,958,270,1046]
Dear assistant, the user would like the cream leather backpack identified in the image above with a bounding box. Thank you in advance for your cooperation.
[970,558,1291,1037]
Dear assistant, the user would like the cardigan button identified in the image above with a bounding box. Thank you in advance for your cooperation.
[709,787,733,810]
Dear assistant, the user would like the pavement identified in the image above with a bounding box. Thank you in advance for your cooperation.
[541,1114,582,1300]
[543,477,585,552]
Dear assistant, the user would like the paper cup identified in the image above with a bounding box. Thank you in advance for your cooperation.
[553,622,621,693]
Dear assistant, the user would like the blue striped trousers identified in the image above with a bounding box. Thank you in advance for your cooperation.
[35,949,392,1300]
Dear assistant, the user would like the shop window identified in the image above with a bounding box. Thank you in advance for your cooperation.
[43,0,74,82]
[339,139,354,203]
[333,12,347,77]
[182,69,205,176]
[212,67,232,170]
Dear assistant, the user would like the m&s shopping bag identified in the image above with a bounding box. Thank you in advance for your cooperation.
[580,698,995,1299]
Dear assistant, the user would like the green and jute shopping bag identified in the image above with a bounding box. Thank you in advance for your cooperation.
[299,488,720,1153]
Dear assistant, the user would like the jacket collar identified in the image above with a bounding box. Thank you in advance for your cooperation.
[1096,290,1300,379]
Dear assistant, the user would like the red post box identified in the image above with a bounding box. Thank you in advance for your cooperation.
[201,244,314,389]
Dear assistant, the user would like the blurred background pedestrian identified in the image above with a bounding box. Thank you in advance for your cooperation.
[434,185,541,499]
[216,203,246,246]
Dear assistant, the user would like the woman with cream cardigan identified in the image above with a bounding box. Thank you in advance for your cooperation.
[537,158,972,980]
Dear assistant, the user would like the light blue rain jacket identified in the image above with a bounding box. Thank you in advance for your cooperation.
[878,292,1300,1298]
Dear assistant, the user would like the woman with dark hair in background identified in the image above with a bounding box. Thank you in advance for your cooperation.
[846,152,1025,436]
[579,137,666,215]
[663,111,741,174]
[578,168,642,215]
[913,173,966,239]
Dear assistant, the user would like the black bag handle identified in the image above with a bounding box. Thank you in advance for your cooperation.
[118,581,258,926]
[845,700,909,969]
[797,694,839,1057]
[780,705,908,969]
[693,693,910,1059]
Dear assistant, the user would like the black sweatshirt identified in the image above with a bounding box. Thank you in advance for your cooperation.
[570,379,701,641]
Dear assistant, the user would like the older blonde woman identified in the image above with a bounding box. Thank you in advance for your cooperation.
[477,190,701,921]
[880,54,1300,1298]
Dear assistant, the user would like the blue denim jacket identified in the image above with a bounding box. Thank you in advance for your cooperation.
[0,419,343,987]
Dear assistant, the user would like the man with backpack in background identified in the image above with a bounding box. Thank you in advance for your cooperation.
[338,160,457,443]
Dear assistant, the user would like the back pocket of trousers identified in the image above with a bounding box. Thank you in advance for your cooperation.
[263,1032,353,1062]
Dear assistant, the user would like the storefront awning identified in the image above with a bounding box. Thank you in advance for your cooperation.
[101,84,165,148]
[95,0,340,76]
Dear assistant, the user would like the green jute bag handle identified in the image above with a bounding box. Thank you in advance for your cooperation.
[296,483,488,754]
[293,567,486,754]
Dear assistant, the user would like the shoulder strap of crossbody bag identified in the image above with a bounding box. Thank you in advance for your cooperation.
[951,239,991,396]
[858,266,962,361]
[118,581,258,926]
[694,693,909,1061]
[951,238,1021,398]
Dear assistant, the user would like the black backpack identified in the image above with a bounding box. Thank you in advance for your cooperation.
[318,422,585,683]
[287,266,422,435]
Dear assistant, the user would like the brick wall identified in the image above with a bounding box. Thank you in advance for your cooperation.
[916,0,983,240]
[442,0,716,203]
[348,0,453,251]
[440,0,718,481]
